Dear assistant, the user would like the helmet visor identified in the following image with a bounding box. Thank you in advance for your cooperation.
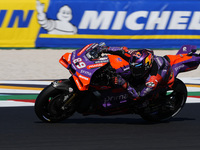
[130,62,146,78]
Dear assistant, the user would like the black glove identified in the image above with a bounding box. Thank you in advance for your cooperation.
[100,46,109,53]
[113,75,128,89]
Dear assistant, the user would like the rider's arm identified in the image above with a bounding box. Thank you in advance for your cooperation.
[139,62,162,97]
[139,75,162,97]
[103,46,131,61]
[113,75,140,99]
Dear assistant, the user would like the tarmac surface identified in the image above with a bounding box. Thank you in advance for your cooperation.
[0,104,200,150]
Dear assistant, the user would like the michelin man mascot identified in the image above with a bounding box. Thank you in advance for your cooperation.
[36,0,77,34]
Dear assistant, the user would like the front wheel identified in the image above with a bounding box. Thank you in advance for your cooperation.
[34,83,76,123]
[140,78,187,122]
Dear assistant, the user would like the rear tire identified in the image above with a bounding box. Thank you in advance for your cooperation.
[34,84,76,123]
[140,78,187,122]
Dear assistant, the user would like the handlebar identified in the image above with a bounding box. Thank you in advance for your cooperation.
[86,42,106,60]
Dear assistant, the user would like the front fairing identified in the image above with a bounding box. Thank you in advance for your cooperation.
[69,44,109,90]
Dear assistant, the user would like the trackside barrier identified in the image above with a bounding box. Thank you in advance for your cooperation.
[1,0,200,48]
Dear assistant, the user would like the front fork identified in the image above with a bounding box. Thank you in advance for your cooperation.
[51,78,78,110]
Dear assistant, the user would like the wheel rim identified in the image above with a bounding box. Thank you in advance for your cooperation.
[40,91,75,122]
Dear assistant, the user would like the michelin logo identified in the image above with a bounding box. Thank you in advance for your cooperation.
[79,11,200,30]
[36,1,200,34]
[36,0,77,34]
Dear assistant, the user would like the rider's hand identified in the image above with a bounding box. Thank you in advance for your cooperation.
[100,46,109,53]
[122,46,128,51]
[127,86,139,99]
[113,75,128,89]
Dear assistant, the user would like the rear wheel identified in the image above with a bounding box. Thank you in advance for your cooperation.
[140,78,187,122]
[34,84,76,123]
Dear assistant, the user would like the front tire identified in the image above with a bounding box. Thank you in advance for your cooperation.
[34,84,76,123]
[140,78,187,122]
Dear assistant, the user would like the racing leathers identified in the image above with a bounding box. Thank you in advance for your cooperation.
[103,46,175,100]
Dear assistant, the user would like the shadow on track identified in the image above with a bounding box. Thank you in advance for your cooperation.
[35,116,195,125]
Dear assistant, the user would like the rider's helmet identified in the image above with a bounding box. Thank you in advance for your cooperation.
[129,49,154,78]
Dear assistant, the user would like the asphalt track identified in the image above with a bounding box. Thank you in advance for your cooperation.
[0,104,200,150]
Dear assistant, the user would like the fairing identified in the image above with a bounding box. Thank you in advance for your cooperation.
[166,45,200,77]
[60,44,108,90]
[59,44,130,91]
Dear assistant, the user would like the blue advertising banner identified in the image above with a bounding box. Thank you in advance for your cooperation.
[35,0,200,48]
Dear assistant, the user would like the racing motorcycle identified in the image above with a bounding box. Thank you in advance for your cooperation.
[34,43,200,123]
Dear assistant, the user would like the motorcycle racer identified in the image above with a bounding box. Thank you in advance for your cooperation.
[35,43,197,122]
[101,46,175,101]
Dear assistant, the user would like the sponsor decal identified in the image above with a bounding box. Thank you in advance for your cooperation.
[104,94,128,103]
[133,52,142,58]
[39,10,200,39]
[75,79,82,89]
[36,0,200,49]
[175,64,185,71]
[0,10,34,28]
[123,66,130,71]
[146,81,156,88]
[117,58,122,62]
[72,51,76,60]
[94,60,109,64]
[79,10,200,31]
[78,74,89,81]
[80,70,92,76]
[87,63,107,69]
[0,0,49,47]
[145,53,153,66]
[36,0,77,35]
